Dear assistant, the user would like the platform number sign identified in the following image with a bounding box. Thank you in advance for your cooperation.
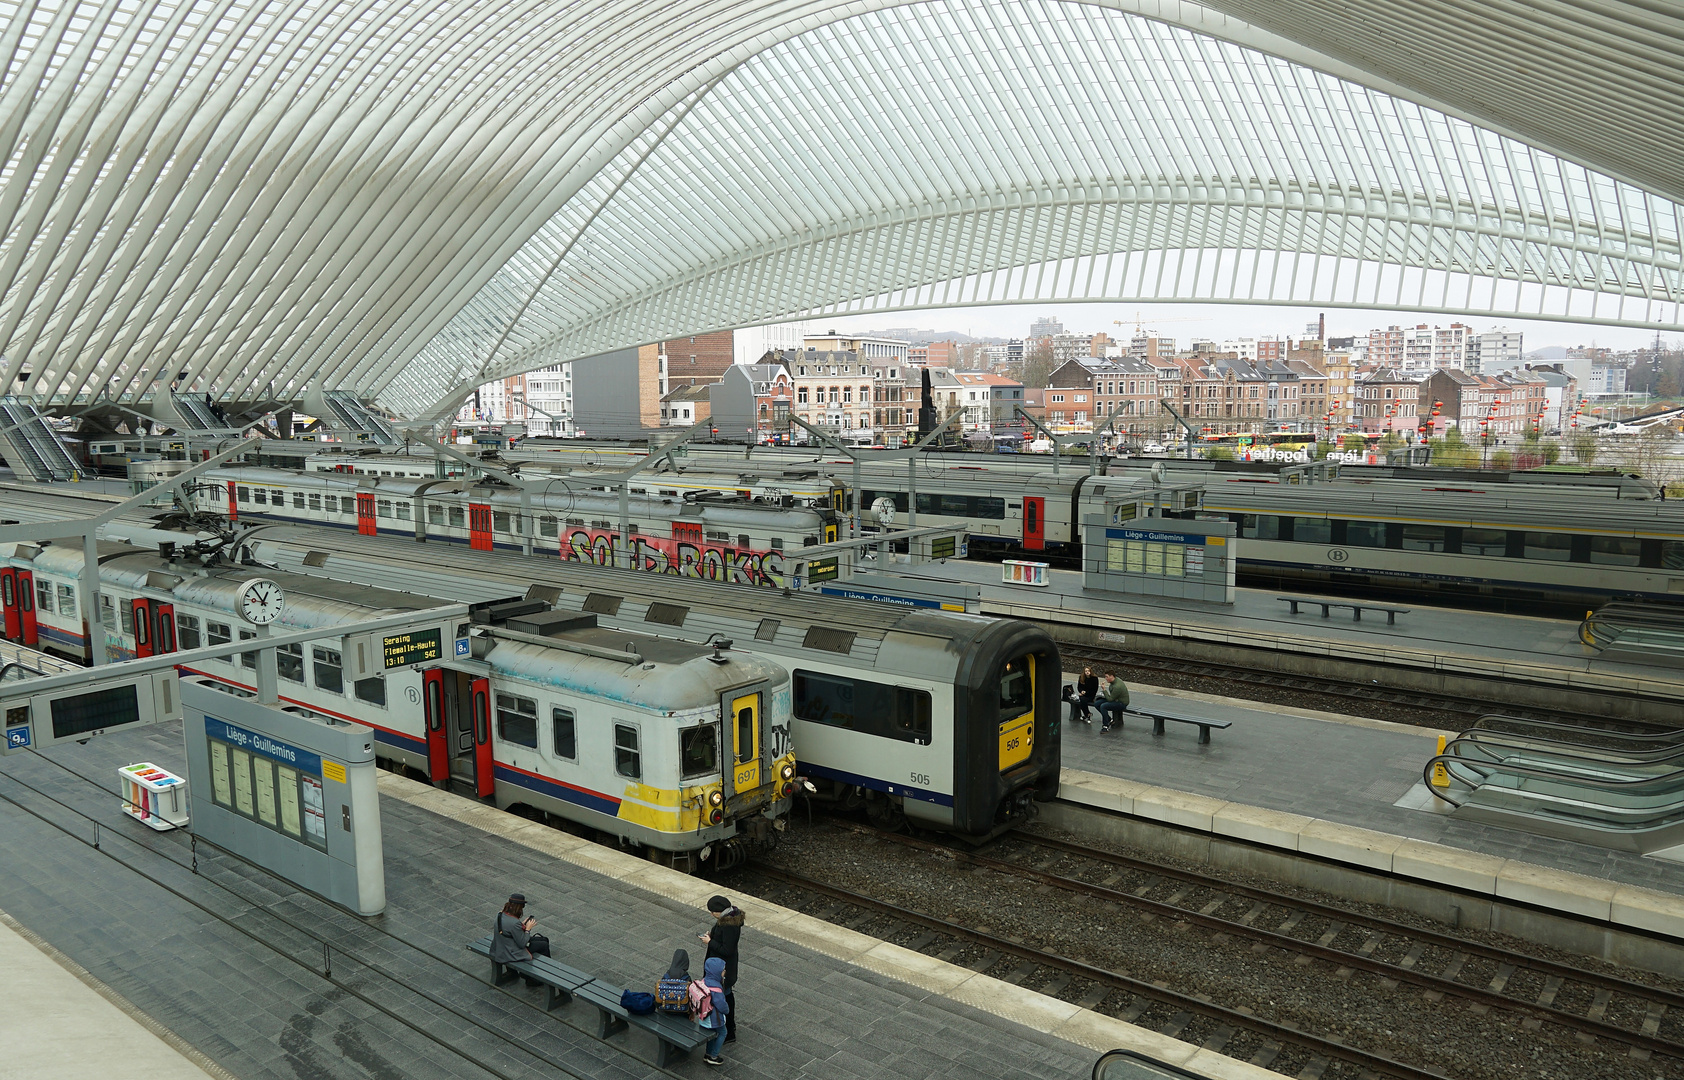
[455,637,471,658]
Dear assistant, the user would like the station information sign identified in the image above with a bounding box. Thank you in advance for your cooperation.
[205,717,329,850]
[807,557,840,583]
[382,628,441,669]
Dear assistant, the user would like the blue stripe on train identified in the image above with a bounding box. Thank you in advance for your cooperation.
[799,761,955,806]
[493,763,622,816]
[373,728,428,755]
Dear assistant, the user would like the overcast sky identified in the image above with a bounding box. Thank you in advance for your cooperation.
[809,302,1673,353]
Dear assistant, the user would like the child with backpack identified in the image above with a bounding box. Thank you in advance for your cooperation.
[690,957,731,1066]
[654,949,691,1015]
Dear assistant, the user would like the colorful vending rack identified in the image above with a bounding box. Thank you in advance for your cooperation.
[119,762,190,831]
[1002,560,1050,587]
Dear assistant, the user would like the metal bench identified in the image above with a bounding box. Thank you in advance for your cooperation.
[468,935,710,1067]
[1277,595,1410,625]
[573,978,711,1068]
[469,934,591,1011]
[1121,707,1232,745]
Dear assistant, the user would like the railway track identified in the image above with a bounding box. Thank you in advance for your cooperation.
[750,817,1684,1080]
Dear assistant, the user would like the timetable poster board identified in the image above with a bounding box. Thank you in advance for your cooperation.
[1106,528,1206,579]
[203,717,330,852]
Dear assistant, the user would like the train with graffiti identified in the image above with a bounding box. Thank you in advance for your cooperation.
[186,467,842,589]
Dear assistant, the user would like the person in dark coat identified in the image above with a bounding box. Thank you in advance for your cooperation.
[489,893,550,986]
[700,895,743,1043]
[1073,667,1099,723]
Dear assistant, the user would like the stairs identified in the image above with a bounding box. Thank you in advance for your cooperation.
[315,389,400,444]
[0,396,80,481]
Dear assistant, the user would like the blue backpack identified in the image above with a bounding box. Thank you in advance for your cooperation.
[655,976,690,1014]
[620,990,656,1015]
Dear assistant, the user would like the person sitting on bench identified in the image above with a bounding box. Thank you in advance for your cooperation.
[490,893,550,987]
[1095,672,1130,733]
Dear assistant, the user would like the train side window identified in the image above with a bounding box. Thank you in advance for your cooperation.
[976,496,1005,520]
[494,511,512,532]
[552,708,577,760]
[121,602,136,636]
[100,596,117,630]
[1342,521,1385,547]
[1292,518,1332,544]
[496,693,538,748]
[236,486,249,502]
[323,495,338,513]
[207,621,231,655]
[253,489,266,504]
[56,584,76,616]
[36,579,52,613]
[939,494,970,516]
[448,506,465,528]
[308,493,321,510]
[1663,541,1684,570]
[895,688,932,743]
[793,671,931,744]
[681,725,718,780]
[428,504,445,525]
[1588,536,1642,566]
[177,614,201,650]
[1237,514,1280,540]
[292,493,305,509]
[239,630,257,669]
[313,647,343,693]
[614,724,642,780]
[1461,529,1507,556]
[1522,532,1573,561]
[277,642,304,682]
[377,499,392,518]
[394,502,410,521]
[1400,526,1447,552]
[355,677,386,707]
[539,515,557,537]
[271,490,284,504]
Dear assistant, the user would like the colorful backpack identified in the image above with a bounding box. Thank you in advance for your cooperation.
[655,976,690,1014]
[687,979,715,1022]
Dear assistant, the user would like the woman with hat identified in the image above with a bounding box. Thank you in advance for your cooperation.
[490,893,550,986]
[699,895,744,1043]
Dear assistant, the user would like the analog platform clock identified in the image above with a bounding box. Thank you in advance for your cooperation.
[237,578,286,625]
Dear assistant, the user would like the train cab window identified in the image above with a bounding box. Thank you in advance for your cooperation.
[1292,518,1332,544]
[239,630,257,669]
[614,724,642,780]
[277,642,304,682]
[552,708,577,760]
[177,614,201,650]
[1461,528,1508,556]
[1400,526,1447,552]
[1523,532,1573,561]
[448,506,465,528]
[355,677,386,707]
[1236,514,1280,540]
[313,647,343,693]
[494,512,512,532]
[681,724,718,780]
[1589,536,1642,566]
[999,658,1033,720]
[496,693,538,748]
[322,495,338,513]
[428,504,446,525]
[237,486,250,502]
[539,515,558,537]
[1342,521,1385,547]
[292,493,305,508]
[308,493,322,511]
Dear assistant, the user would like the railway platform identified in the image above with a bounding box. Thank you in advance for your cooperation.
[922,560,1683,719]
[0,721,1265,1080]
[1054,681,1684,959]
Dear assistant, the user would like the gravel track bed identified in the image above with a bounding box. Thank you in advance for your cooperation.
[730,820,1684,1080]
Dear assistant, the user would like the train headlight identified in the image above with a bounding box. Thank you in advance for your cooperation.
[780,763,795,781]
[709,789,724,807]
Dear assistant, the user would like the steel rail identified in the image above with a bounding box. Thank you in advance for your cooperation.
[753,864,1453,1080]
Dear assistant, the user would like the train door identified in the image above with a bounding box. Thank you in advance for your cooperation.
[422,669,449,782]
[467,503,492,551]
[154,603,177,654]
[1,568,18,639]
[726,691,760,796]
[470,676,494,797]
[355,493,377,535]
[227,480,238,522]
[16,569,37,646]
[1022,496,1045,551]
[131,598,154,658]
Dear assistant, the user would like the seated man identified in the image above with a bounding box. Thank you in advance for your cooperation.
[1094,672,1130,733]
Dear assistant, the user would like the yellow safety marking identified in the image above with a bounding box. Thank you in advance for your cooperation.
[998,714,1034,771]
[1430,735,1449,788]
[321,760,347,784]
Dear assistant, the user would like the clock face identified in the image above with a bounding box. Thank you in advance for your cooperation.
[238,579,285,625]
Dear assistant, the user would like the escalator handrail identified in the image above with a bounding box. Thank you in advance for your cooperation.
[1449,731,1684,768]
[1425,752,1684,804]
[1461,713,1684,747]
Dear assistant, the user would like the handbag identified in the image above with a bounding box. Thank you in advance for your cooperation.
[620,990,656,1015]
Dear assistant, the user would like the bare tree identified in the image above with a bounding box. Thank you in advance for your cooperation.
[1021,339,1055,389]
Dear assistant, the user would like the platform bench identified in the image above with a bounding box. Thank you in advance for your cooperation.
[1277,595,1410,625]
[1121,707,1232,745]
[468,934,592,1011]
[572,979,711,1068]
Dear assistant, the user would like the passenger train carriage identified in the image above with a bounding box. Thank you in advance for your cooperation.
[1,540,795,862]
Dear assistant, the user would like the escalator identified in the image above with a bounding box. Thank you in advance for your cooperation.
[319,389,399,444]
[1580,600,1684,667]
[1425,715,1684,855]
[0,396,80,480]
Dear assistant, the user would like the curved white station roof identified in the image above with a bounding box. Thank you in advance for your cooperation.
[2,0,1682,417]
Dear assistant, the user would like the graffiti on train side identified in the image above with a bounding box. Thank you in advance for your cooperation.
[563,529,788,588]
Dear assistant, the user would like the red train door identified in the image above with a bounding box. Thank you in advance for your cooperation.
[155,603,177,654]
[1,568,18,639]
[468,503,493,551]
[470,676,494,797]
[227,480,238,522]
[16,569,37,646]
[1023,496,1045,551]
[356,493,377,535]
[131,598,154,658]
[423,669,449,782]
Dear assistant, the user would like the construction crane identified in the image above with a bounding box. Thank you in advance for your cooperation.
[1116,312,1213,336]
